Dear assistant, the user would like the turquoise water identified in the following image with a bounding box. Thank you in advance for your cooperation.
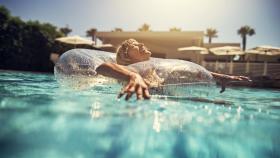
[0,70,280,158]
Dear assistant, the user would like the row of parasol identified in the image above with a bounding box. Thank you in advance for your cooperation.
[178,45,280,75]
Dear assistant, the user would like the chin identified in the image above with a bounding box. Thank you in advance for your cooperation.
[146,52,152,58]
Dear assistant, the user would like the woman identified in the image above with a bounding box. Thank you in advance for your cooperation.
[95,39,250,100]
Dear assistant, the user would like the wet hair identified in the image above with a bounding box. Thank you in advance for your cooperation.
[116,38,138,65]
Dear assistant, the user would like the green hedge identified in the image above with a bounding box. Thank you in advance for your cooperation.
[0,5,64,72]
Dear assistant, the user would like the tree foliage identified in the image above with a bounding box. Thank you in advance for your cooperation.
[237,25,255,51]
[138,23,151,32]
[86,28,97,43]
[112,27,123,32]
[169,27,181,32]
[205,28,218,44]
[59,25,72,36]
[0,5,63,72]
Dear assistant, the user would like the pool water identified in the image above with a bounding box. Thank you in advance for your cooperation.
[0,70,279,158]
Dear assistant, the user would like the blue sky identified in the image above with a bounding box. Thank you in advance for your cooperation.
[1,0,280,48]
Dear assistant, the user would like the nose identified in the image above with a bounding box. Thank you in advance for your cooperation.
[139,45,146,52]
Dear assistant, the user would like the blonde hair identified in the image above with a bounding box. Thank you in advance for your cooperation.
[116,38,138,65]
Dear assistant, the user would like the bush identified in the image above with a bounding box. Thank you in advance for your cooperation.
[0,5,63,72]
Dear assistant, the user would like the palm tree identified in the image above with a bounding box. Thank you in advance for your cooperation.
[237,25,255,51]
[205,28,218,44]
[138,23,151,32]
[59,25,72,36]
[169,27,181,32]
[86,28,97,45]
[112,28,123,32]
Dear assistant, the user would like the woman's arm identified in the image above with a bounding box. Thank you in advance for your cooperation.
[210,72,251,93]
[96,62,150,100]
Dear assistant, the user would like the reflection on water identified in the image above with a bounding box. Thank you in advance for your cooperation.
[90,102,102,119]
[0,70,280,158]
[152,111,161,132]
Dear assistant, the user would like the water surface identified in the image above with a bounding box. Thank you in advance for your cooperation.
[0,70,279,158]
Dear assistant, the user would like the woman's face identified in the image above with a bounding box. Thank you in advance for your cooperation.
[127,41,151,63]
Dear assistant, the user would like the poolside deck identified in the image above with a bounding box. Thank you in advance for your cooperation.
[203,61,280,89]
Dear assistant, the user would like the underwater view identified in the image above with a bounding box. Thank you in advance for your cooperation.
[0,70,279,158]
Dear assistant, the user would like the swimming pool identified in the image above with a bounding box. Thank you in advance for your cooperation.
[0,70,279,158]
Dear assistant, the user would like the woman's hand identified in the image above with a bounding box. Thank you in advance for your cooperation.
[211,72,251,93]
[220,75,251,82]
[118,73,151,100]
[219,75,251,93]
[96,63,151,100]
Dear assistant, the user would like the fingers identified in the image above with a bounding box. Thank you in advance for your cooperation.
[220,84,226,93]
[118,84,151,101]
[118,83,132,99]
[232,76,251,82]
[239,76,251,81]
[230,76,251,82]
[125,92,133,100]
[118,83,130,98]
[143,88,151,99]
[118,92,125,99]
[136,85,143,100]
[125,84,137,100]
[237,77,243,81]
[119,88,134,101]
[118,83,139,100]
[127,84,135,93]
